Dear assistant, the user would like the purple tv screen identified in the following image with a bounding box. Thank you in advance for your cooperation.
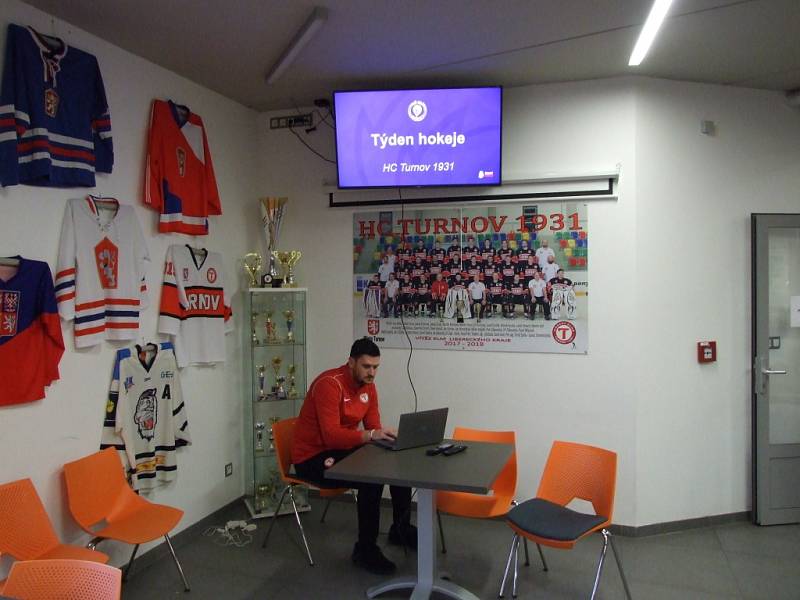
[334,87,502,189]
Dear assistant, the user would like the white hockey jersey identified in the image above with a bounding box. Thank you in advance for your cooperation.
[158,245,232,368]
[100,342,190,491]
[55,197,149,347]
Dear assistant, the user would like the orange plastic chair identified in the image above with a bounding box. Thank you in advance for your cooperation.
[62,448,190,591]
[260,417,351,565]
[3,559,121,600]
[498,441,632,599]
[0,479,108,595]
[435,428,538,565]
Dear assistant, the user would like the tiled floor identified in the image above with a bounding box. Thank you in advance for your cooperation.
[121,498,800,599]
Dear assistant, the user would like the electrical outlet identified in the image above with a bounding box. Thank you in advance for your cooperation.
[224,462,233,477]
[269,113,313,129]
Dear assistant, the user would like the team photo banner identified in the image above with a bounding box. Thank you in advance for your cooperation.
[352,203,589,354]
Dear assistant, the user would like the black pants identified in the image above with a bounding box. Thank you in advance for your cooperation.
[294,447,412,545]
[531,296,551,318]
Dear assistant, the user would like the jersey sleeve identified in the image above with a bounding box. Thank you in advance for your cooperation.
[90,56,113,174]
[314,377,365,449]
[37,263,65,385]
[169,351,191,447]
[201,120,222,215]
[99,350,132,474]
[158,245,183,336]
[133,211,151,310]
[144,100,163,210]
[54,201,77,321]
[0,25,23,187]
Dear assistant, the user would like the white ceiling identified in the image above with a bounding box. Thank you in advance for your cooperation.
[22,0,800,111]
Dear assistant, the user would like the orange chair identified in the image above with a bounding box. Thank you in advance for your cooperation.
[435,428,537,566]
[0,479,108,595]
[260,417,351,565]
[498,441,632,599]
[3,559,121,600]
[62,448,190,591]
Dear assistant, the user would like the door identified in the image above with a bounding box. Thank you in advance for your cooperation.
[752,214,800,525]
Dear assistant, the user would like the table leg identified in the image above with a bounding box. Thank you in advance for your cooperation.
[366,489,480,600]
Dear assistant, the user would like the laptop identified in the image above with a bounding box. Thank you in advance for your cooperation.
[371,407,448,451]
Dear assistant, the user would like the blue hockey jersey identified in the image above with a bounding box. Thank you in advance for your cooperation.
[0,23,113,187]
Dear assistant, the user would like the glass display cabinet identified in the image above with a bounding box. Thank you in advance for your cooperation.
[243,288,309,518]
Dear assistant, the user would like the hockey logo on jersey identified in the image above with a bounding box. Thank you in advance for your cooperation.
[124,376,134,391]
[182,267,189,281]
[207,268,217,284]
[0,291,20,337]
[134,388,158,441]
[44,88,59,117]
[176,147,186,177]
[94,237,119,289]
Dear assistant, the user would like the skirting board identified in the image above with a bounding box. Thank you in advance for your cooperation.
[127,495,751,573]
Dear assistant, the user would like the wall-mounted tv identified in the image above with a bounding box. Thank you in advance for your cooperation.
[334,86,502,189]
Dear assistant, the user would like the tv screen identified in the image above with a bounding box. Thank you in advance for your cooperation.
[334,87,502,189]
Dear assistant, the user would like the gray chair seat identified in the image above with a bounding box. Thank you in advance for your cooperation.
[507,498,606,541]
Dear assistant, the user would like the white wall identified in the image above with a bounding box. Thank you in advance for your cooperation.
[0,0,261,566]
[259,76,800,527]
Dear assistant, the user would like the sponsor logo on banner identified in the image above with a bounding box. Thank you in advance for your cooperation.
[552,321,577,345]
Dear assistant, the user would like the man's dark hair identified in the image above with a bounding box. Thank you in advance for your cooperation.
[350,337,380,359]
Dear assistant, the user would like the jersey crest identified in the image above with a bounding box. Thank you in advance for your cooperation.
[176,147,186,177]
[207,268,217,284]
[134,388,158,441]
[0,290,20,336]
[94,237,119,289]
[44,88,59,117]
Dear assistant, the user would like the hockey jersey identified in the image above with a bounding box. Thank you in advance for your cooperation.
[0,257,64,406]
[0,24,112,187]
[100,342,191,490]
[144,99,221,235]
[158,245,233,367]
[55,197,150,348]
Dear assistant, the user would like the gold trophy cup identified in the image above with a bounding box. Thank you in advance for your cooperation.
[243,252,263,288]
[283,309,295,342]
[270,356,283,397]
[273,250,302,288]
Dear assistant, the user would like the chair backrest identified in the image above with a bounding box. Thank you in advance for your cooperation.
[453,427,517,498]
[272,418,297,481]
[536,441,617,520]
[3,559,121,600]
[0,478,60,560]
[62,448,129,531]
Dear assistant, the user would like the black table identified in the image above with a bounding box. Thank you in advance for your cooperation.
[326,440,513,600]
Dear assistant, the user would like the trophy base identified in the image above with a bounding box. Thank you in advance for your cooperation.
[271,278,283,288]
[260,273,272,287]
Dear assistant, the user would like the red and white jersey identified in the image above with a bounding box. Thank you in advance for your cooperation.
[55,197,149,348]
[158,245,233,368]
[144,99,221,235]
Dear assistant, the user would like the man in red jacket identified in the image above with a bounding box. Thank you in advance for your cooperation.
[292,338,415,575]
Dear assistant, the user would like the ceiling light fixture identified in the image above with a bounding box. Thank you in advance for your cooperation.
[628,0,673,66]
[265,6,328,84]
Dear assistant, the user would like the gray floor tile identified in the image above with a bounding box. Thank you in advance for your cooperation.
[628,581,743,599]
[725,550,800,600]
[714,521,800,559]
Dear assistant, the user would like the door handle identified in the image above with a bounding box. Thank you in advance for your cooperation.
[761,369,787,375]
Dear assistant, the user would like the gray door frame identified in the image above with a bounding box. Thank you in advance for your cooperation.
[751,213,800,525]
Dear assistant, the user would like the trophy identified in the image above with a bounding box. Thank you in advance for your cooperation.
[254,421,266,453]
[260,197,287,286]
[257,365,266,401]
[456,297,466,323]
[264,309,278,344]
[268,416,280,451]
[283,309,295,342]
[251,313,259,345]
[273,250,302,288]
[243,252,263,288]
[255,483,270,512]
[287,364,299,399]
[270,356,283,397]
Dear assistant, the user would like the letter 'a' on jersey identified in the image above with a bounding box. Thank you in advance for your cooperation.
[55,197,150,348]
[158,245,233,368]
[144,99,221,235]
[0,24,113,187]
[0,257,65,406]
[99,342,191,491]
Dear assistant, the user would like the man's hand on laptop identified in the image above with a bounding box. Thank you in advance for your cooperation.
[365,428,397,442]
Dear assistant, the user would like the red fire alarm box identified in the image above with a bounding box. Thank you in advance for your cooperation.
[697,341,717,363]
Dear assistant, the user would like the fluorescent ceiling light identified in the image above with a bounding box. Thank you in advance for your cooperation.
[628,0,673,66]
[266,6,328,84]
